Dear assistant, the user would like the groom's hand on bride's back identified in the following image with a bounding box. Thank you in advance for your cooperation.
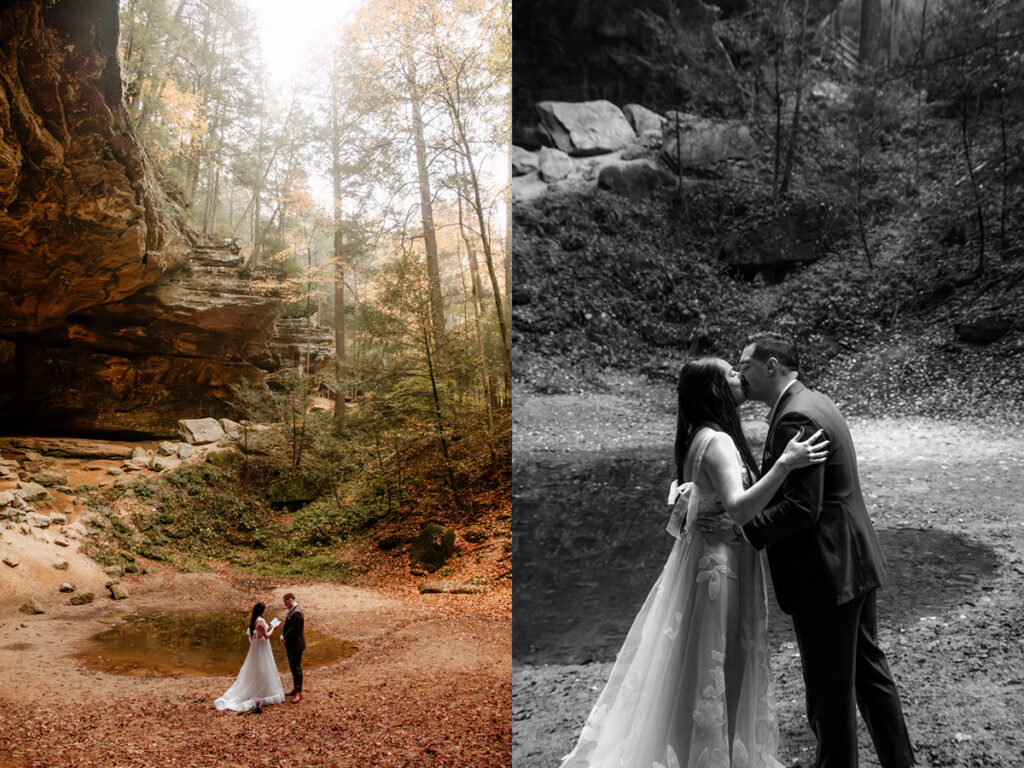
[696,512,745,545]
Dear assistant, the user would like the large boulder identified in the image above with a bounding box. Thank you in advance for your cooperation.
[267,476,318,507]
[660,114,757,169]
[409,523,457,573]
[719,200,846,282]
[535,101,636,157]
[597,160,677,199]
[955,314,1014,345]
[206,447,245,468]
[178,418,226,445]
[513,0,741,142]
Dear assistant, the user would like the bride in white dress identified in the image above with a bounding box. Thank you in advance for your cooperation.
[214,602,286,711]
[560,358,828,768]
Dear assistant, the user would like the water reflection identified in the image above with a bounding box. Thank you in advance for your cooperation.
[78,612,357,677]
[514,451,998,665]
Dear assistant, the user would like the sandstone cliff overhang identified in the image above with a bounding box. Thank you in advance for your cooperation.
[0,0,189,334]
[0,1,333,437]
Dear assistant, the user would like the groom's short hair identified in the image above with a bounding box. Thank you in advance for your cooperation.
[748,333,800,371]
[283,593,296,601]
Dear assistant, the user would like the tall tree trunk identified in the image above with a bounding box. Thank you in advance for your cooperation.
[859,0,882,67]
[422,325,459,504]
[448,113,512,399]
[406,51,446,351]
[457,164,495,458]
[778,0,809,197]
[330,55,347,425]
[960,106,986,276]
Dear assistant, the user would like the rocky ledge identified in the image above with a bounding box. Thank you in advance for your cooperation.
[0,1,333,437]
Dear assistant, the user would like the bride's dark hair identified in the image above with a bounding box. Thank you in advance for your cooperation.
[248,602,266,638]
[674,358,759,483]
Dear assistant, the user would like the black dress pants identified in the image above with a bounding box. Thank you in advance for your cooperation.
[791,589,915,768]
[286,644,304,693]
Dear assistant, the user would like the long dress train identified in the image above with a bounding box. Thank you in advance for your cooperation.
[560,430,783,768]
[214,617,286,711]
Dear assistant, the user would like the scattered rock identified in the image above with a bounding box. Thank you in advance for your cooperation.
[538,147,574,182]
[536,100,636,156]
[107,467,123,476]
[149,456,171,472]
[512,171,549,204]
[26,512,52,528]
[218,418,241,439]
[131,446,148,459]
[178,443,195,460]
[178,417,227,445]
[52,561,68,570]
[3,555,19,567]
[16,481,50,502]
[418,581,488,594]
[54,538,71,547]
[104,565,124,579]
[69,592,95,606]
[19,599,45,614]
[0,490,14,507]
[59,583,76,593]
[30,471,67,487]
[157,441,178,456]
[409,523,457,573]
[49,512,67,525]
[108,583,130,600]
[622,103,665,135]
[512,145,540,176]
[24,452,43,462]
[124,562,140,574]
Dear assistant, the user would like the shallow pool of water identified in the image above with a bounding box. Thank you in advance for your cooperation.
[514,450,999,665]
[78,612,358,677]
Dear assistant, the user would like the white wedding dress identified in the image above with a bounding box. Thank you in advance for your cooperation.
[214,617,286,711]
[560,431,784,768]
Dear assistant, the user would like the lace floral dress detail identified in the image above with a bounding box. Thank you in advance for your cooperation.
[560,430,783,768]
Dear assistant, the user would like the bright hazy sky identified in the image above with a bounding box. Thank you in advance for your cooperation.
[245,0,361,94]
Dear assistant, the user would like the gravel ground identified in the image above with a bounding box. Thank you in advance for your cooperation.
[513,379,1024,768]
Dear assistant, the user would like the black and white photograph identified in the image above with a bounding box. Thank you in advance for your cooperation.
[512,1,1024,767]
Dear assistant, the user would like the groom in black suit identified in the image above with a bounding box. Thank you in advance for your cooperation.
[708,333,915,768]
[280,593,306,703]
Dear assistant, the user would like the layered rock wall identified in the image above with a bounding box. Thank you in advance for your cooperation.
[0,1,333,437]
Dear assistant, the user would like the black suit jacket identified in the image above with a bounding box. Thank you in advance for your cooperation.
[741,381,887,614]
[282,605,306,652]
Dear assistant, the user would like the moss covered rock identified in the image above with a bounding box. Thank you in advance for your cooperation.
[409,523,456,573]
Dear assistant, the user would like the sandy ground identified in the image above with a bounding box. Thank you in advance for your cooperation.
[0,437,511,768]
[513,379,1024,768]
[0,568,511,767]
